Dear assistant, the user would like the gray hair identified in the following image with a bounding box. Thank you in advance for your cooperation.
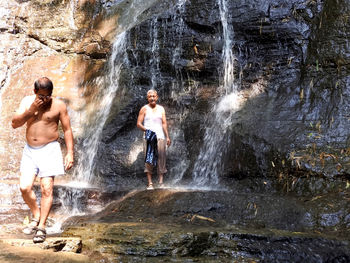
[147,89,157,95]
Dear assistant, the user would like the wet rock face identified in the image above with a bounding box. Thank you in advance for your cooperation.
[62,189,350,262]
[1,0,349,185]
[0,0,111,179]
[72,186,350,237]
[64,221,350,262]
[96,0,350,183]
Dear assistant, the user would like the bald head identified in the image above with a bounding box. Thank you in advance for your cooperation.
[34,77,53,92]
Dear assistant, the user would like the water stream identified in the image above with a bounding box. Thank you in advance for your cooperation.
[191,0,242,187]
[47,34,127,231]
[62,0,179,220]
[1,2,349,261]
[150,17,161,90]
[71,0,172,186]
[68,0,78,30]
[72,32,127,185]
[69,0,240,189]
[1,0,243,232]
[147,0,190,185]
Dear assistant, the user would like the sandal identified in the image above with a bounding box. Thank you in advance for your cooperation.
[146,183,154,190]
[22,218,39,235]
[33,227,46,243]
[158,183,166,189]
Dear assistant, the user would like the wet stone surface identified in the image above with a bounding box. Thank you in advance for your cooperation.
[0,239,92,263]
[61,188,350,262]
[0,184,349,262]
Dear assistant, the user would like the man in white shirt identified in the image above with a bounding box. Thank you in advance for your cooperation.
[137,90,171,189]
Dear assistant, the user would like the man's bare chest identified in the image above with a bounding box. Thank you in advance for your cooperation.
[31,107,60,124]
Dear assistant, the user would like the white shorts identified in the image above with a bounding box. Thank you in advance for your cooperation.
[20,141,65,178]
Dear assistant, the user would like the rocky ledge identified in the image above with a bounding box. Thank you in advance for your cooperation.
[0,238,90,263]
[59,188,350,262]
[1,186,349,262]
[62,222,350,262]
[1,237,82,253]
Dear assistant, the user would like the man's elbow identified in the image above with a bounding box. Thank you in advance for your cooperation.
[11,120,19,129]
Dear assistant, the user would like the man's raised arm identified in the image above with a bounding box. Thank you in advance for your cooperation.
[12,97,36,129]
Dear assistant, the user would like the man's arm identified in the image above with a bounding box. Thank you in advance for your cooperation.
[137,106,147,132]
[59,101,74,170]
[12,96,41,129]
[161,107,171,146]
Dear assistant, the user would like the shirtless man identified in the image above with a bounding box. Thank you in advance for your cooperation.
[137,90,171,190]
[12,77,74,243]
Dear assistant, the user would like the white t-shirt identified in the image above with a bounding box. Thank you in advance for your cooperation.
[144,105,165,139]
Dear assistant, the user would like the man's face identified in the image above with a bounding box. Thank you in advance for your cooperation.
[35,89,52,105]
[147,91,158,106]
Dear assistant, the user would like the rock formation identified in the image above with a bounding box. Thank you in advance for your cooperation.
[1,0,349,186]
[1,0,350,261]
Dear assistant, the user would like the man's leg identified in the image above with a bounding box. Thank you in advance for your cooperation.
[147,172,153,186]
[157,139,167,185]
[38,176,54,229]
[144,139,154,189]
[158,173,164,185]
[19,173,40,221]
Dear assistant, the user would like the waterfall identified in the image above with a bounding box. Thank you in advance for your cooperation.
[171,0,187,70]
[72,32,127,185]
[70,0,176,185]
[69,0,78,30]
[191,0,242,187]
[151,0,187,90]
[150,17,161,89]
[143,0,189,185]
[219,0,236,93]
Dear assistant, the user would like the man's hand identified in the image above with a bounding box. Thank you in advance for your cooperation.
[64,152,74,170]
[28,97,44,113]
[12,96,44,129]
[167,137,171,146]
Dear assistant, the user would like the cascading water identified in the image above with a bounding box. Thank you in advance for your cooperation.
[69,0,78,30]
[191,0,243,188]
[71,0,171,186]
[171,0,187,72]
[150,17,161,89]
[150,0,187,90]
[72,32,127,185]
[45,33,128,231]
[144,0,189,185]
[53,1,188,224]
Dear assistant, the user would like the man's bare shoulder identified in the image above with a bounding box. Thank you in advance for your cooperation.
[157,105,165,112]
[139,105,148,113]
[52,97,67,109]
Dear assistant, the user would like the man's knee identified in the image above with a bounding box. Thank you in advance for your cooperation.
[40,177,54,198]
[42,190,53,199]
[41,185,53,198]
